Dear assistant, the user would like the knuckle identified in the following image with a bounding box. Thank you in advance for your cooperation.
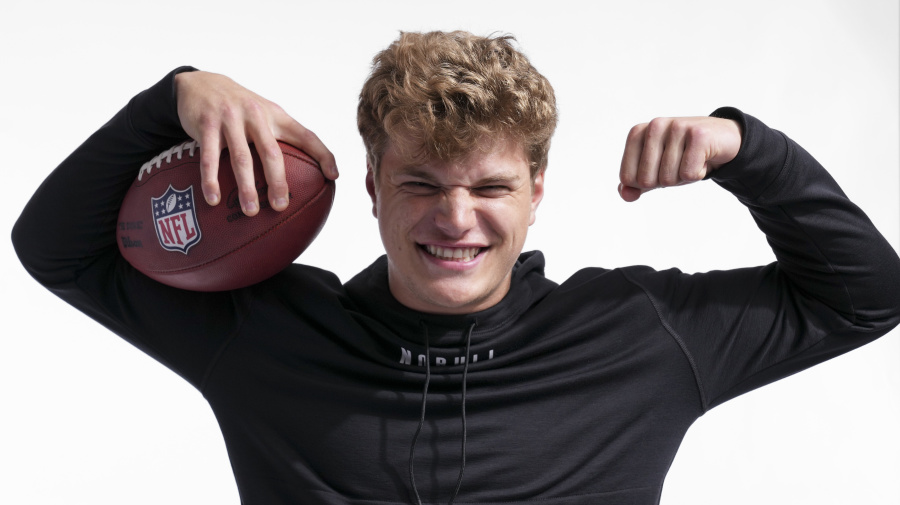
[270,180,290,195]
[201,179,218,192]
[261,144,284,164]
[669,118,688,137]
[688,125,710,144]
[646,118,668,138]
[627,124,646,142]
[197,113,218,130]
[201,170,219,185]
[636,172,656,188]
[243,101,266,123]
[659,169,683,188]
[200,160,218,178]
[243,97,263,113]
[680,165,704,182]
[220,104,238,122]
[238,185,260,201]
[658,171,677,187]
[231,150,253,168]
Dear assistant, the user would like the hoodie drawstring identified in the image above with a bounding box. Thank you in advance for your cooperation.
[409,321,477,505]
[449,321,474,505]
[409,323,432,505]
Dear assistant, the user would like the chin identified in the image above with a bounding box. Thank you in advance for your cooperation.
[388,254,511,314]
[414,279,501,315]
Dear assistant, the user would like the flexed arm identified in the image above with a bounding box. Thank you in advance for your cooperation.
[616,109,900,408]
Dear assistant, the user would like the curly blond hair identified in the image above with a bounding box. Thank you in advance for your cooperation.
[357,31,557,180]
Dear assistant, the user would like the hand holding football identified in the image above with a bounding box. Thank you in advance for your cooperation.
[117,140,334,291]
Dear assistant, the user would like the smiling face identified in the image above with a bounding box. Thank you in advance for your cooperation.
[366,138,544,315]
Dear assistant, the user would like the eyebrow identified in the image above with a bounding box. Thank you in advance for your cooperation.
[473,174,523,186]
[394,167,439,181]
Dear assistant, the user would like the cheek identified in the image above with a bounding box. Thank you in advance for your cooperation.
[381,200,425,251]
[483,200,531,237]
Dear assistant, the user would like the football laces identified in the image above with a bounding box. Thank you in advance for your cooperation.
[138,140,200,181]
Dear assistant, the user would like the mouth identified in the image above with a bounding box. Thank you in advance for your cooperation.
[422,244,484,262]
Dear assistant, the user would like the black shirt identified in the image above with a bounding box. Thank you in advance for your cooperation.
[13,67,900,505]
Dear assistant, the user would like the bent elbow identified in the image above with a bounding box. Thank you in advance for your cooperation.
[12,211,77,289]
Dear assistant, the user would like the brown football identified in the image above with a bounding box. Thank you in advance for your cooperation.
[117,140,334,291]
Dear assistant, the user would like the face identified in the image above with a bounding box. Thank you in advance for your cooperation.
[366,138,544,315]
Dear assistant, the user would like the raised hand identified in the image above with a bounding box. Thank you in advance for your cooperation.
[174,71,338,216]
[618,116,741,202]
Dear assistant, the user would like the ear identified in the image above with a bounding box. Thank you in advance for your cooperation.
[528,171,545,226]
[365,165,378,218]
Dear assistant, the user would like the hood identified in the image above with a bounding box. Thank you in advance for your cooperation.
[343,250,558,505]
[343,250,557,354]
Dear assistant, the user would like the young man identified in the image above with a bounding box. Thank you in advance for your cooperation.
[13,31,900,505]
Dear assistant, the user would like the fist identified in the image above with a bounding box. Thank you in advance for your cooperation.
[619,116,742,202]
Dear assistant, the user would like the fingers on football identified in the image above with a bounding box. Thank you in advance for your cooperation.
[221,120,260,217]
[199,128,223,206]
[278,118,339,181]
[249,121,290,212]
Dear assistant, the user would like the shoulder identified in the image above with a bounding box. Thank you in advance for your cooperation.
[554,264,773,316]
[539,265,670,317]
[558,264,675,294]
[254,263,345,298]
[244,263,348,314]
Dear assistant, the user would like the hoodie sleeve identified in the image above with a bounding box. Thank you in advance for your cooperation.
[11,67,250,390]
[624,108,900,411]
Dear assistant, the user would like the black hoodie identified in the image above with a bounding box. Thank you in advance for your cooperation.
[12,67,900,505]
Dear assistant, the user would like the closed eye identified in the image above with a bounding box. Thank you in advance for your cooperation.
[401,181,440,194]
[474,185,512,197]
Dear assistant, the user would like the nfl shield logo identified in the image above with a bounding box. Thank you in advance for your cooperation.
[151,185,202,254]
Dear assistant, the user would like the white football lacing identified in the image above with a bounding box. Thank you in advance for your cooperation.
[138,140,200,181]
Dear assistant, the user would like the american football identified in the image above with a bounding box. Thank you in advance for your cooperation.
[117,140,334,291]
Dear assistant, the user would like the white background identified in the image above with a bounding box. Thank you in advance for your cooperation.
[1,1,898,504]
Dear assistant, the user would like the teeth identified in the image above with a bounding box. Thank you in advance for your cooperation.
[425,245,482,262]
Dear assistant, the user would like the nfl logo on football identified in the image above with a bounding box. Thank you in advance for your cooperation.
[152,185,202,254]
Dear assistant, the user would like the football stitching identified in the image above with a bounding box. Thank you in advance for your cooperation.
[137,140,200,182]
[133,141,317,187]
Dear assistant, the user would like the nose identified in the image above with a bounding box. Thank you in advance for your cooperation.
[434,187,477,237]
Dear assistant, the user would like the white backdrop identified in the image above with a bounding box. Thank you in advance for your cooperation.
[1,1,897,504]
